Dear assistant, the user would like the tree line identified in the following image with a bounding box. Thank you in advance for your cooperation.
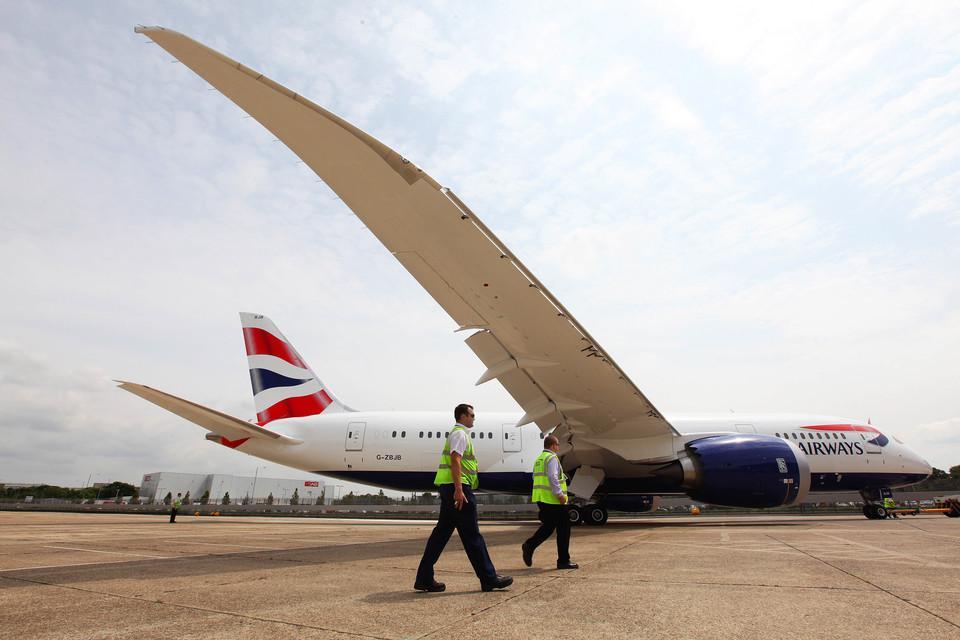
[0,481,138,502]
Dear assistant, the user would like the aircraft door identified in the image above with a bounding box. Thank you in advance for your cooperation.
[502,424,521,452]
[345,422,366,451]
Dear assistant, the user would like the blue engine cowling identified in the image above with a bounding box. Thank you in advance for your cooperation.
[680,434,810,508]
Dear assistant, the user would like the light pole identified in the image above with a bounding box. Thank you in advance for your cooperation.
[251,465,265,504]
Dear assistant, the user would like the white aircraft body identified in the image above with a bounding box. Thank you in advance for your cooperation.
[122,27,932,523]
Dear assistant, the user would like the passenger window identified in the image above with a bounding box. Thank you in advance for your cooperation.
[401,431,406,438]
[471,432,475,439]
[348,431,352,438]
[504,433,508,439]
[419,431,424,438]
[445,432,449,437]
[392,431,397,438]
[428,431,432,438]
[791,433,797,439]
[437,432,441,439]
[479,432,484,439]
[488,432,493,439]
[775,432,780,438]
[841,434,847,439]
[817,433,822,439]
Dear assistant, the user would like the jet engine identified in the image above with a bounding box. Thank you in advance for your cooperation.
[679,434,810,508]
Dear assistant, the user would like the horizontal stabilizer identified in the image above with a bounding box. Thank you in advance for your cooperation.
[117,381,302,445]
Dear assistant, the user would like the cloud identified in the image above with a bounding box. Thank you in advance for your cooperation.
[0,2,957,490]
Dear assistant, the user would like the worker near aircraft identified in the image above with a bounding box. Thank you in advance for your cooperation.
[522,434,578,570]
[414,404,513,593]
[169,492,182,524]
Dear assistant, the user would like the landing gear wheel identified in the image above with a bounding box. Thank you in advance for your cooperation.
[586,504,608,526]
[862,504,887,519]
[568,505,584,526]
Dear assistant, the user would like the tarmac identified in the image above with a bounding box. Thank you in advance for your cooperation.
[1,512,958,640]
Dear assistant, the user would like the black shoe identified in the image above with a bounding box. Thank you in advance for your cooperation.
[481,574,513,591]
[521,542,533,567]
[556,561,579,570]
[414,580,446,592]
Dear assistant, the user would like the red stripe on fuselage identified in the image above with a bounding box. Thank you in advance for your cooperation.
[243,327,307,369]
[257,390,333,426]
[801,424,879,434]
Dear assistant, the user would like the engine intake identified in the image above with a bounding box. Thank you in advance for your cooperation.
[680,434,810,508]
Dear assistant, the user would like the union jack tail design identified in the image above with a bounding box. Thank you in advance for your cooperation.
[240,312,348,425]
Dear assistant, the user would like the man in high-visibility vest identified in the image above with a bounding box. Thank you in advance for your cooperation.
[169,492,182,524]
[414,404,513,593]
[522,435,578,569]
[883,496,898,519]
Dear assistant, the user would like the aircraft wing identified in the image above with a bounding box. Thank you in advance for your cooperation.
[136,27,678,457]
[117,381,303,445]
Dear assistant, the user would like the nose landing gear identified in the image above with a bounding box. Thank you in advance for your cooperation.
[860,487,893,520]
[862,503,888,520]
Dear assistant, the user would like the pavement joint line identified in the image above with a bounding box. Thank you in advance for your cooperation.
[416,574,565,640]
[0,548,309,574]
[0,573,396,640]
[418,531,653,640]
[893,520,960,544]
[630,539,796,555]
[42,545,171,559]
[555,574,879,592]
[156,539,286,550]
[810,531,959,569]
[2,535,440,575]
[766,534,960,632]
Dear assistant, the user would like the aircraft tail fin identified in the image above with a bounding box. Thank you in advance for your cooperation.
[240,312,351,425]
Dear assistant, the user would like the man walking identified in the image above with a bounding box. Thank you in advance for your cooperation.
[414,404,513,593]
[169,492,182,524]
[522,435,578,569]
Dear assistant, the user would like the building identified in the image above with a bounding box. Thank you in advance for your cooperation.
[139,472,324,505]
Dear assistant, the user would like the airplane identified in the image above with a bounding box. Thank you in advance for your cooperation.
[121,26,933,524]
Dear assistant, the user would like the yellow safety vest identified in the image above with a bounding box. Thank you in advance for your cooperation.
[883,497,895,509]
[173,498,182,509]
[434,425,479,490]
[531,450,567,504]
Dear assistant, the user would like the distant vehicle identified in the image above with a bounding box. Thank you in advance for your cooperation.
[122,27,933,524]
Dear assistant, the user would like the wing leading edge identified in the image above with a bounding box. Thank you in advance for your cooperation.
[135,26,678,452]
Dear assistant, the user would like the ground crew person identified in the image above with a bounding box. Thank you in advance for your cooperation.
[415,404,513,593]
[522,434,578,569]
[884,496,898,519]
[170,492,182,523]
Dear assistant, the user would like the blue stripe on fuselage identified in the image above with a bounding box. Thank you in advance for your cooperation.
[313,470,930,495]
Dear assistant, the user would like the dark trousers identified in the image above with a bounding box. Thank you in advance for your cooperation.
[415,485,497,585]
[524,502,571,563]
[169,508,178,523]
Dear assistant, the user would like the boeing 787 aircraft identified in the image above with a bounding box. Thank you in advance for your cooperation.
[121,26,933,523]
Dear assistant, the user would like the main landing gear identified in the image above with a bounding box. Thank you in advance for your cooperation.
[569,503,608,526]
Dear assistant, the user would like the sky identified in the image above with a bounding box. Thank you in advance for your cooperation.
[1,1,958,492]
